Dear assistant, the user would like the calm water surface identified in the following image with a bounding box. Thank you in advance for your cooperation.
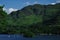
[0,34,60,40]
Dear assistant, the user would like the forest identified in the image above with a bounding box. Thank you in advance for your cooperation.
[0,3,60,37]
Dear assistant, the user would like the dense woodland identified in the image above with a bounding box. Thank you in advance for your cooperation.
[0,3,60,37]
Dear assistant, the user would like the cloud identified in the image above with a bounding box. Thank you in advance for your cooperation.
[3,8,18,14]
[9,8,18,13]
[50,3,56,5]
[33,1,38,4]
[24,1,39,6]
[3,8,8,13]
[24,2,31,5]
[56,0,60,3]
[3,8,6,11]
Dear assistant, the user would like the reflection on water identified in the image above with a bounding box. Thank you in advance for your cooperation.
[0,34,60,40]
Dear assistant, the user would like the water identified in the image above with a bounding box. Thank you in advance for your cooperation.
[0,34,60,40]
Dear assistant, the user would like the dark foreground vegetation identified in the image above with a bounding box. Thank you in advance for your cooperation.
[0,3,60,37]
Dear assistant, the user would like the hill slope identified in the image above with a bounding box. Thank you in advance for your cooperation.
[0,6,7,33]
[0,3,60,37]
[7,3,60,37]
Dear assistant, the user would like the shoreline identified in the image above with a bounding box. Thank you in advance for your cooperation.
[39,33,60,35]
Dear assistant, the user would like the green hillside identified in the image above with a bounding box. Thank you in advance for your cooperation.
[0,3,60,37]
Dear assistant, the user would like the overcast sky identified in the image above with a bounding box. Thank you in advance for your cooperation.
[0,0,60,14]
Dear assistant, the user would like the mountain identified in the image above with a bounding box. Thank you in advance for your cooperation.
[7,3,60,37]
[0,3,60,37]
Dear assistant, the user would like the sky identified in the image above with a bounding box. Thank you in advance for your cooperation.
[0,0,60,14]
